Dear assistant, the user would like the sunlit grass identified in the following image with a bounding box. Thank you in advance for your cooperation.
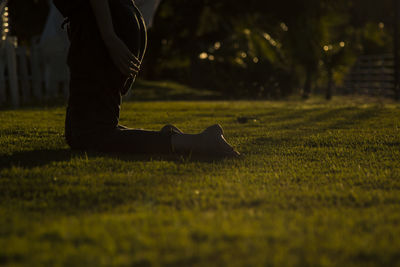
[1,96,399,266]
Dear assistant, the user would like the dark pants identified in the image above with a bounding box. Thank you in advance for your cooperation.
[65,0,173,153]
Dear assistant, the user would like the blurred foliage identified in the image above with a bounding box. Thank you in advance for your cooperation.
[7,0,398,98]
[144,0,396,98]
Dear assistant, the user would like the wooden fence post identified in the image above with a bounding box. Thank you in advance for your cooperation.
[0,42,6,104]
[5,36,19,107]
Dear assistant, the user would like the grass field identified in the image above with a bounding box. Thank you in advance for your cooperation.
[1,94,400,266]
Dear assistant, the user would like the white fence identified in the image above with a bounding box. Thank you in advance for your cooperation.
[0,36,69,107]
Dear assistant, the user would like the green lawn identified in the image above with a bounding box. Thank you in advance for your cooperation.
[1,96,400,266]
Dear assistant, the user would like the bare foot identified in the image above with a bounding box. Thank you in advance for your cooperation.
[197,124,240,157]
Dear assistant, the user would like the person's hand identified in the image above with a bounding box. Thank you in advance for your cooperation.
[104,34,141,77]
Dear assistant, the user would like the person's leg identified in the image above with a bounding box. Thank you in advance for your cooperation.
[86,127,174,153]
[98,124,240,156]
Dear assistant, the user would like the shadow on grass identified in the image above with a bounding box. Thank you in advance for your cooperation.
[0,149,75,169]
[0,149,234,214]
[262,107,381,130]
[240,107,383,154]
[0,148,230,170]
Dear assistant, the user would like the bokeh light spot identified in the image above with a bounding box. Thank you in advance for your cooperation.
[199,52,208,60]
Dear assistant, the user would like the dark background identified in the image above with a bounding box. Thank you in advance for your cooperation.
[7,0,398,99]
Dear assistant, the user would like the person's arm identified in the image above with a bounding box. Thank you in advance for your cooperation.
[89,0,140,76]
